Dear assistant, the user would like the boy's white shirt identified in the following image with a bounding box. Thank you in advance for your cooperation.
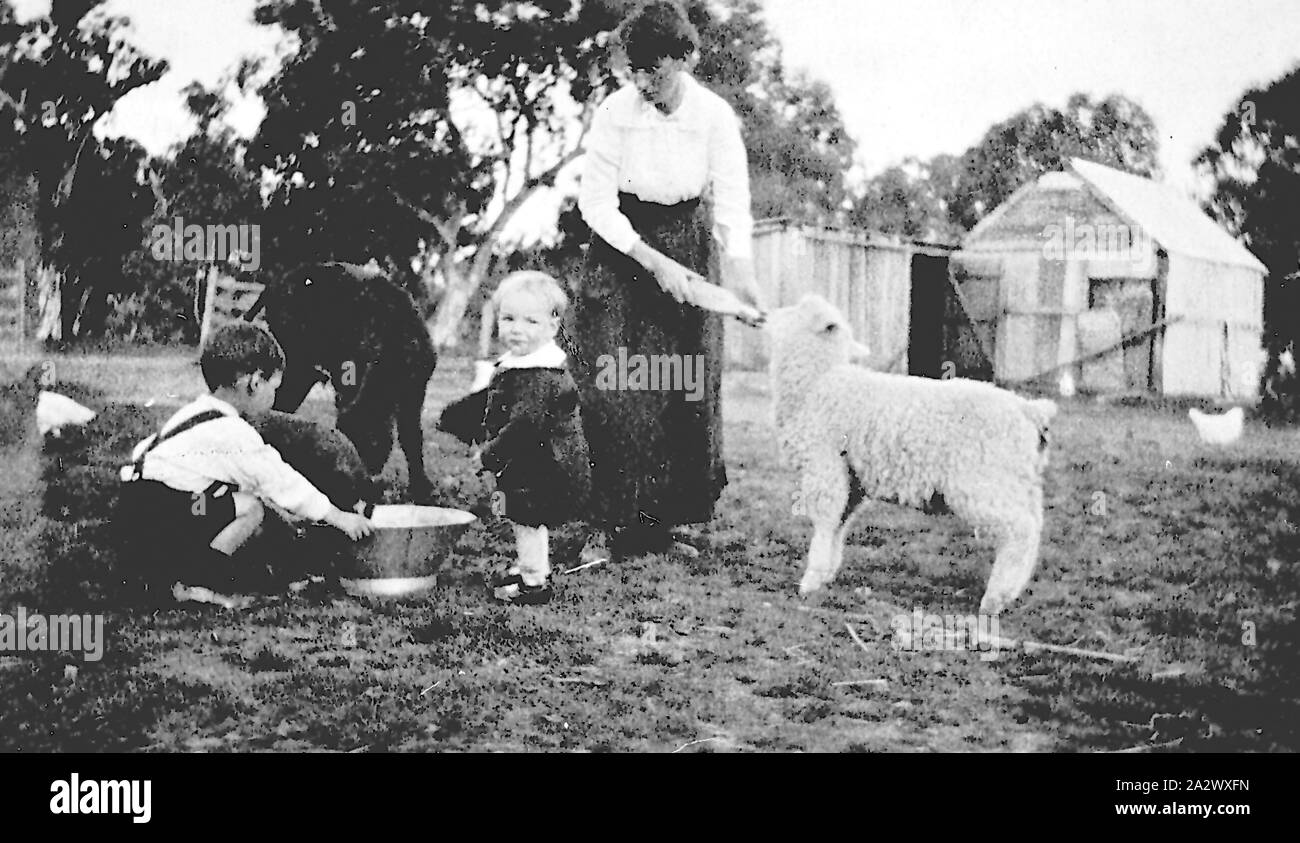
[123,393,333,522]
[494,340,567,373]
[471,340,567,393]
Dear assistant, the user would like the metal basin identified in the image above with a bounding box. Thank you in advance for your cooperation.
[338,504,477,597]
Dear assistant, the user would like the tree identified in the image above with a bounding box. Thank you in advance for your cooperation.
[244,0,855,349]
[249,0,621,348]
[1196,64,1300,419]
[415,0,623,346]
[949,93,1159,231]
[116,83,264,343]
[0,0,166,339]
[850,153,964,242]
[54,135,158,337]
[846,94,1157,244]
[247,0,856,349]
[1195,64,1300,341]
[248,0,462,286]
[687,0,853,222]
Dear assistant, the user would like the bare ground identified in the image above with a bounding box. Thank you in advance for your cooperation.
[0,352,1296,752]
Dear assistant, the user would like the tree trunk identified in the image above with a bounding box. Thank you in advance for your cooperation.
[80,286,111,338]
[429,259,475,349]
[35,265,60,342]
[198,263,218,347]
[60,274,82,341]
[429,246,497,350]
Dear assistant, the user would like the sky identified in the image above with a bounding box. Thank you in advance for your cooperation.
[763,0,1300,193]
[10,0,1300,202]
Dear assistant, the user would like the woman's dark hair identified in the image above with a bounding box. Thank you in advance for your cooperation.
[199,322,285,390]
[617,1,699,71]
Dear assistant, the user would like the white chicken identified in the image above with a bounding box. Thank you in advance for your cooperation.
[36,390,97,437]
[1188,406,1244,445]
[1280,346,1296,378]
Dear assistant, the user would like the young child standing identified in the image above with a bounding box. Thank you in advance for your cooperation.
[438,271,591,605]
[119,322,374,607]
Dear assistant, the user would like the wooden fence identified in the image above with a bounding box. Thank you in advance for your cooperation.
[731,220,956,370]
[0,259,24,354]
[199,265,266,347]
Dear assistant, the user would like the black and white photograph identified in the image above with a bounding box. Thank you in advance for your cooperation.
[0,0,1296,785]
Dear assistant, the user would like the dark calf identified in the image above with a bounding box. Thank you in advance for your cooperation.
[251,261,438,501]
[245,410,377,515]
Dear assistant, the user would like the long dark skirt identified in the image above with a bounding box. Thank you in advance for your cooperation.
[566,194,726,531]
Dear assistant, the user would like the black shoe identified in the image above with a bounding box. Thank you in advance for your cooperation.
[492,578,552,605]
[490,571,524,589]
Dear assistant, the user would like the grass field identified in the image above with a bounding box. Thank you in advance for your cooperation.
[1,350,1298,752]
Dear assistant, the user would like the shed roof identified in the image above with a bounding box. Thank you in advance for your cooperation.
[1069,158,1266,273]
[961,171,1127,245]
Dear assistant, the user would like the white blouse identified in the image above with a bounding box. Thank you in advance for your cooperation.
[578,72,753,260]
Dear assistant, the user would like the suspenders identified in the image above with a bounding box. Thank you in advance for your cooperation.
[124,409,239,497]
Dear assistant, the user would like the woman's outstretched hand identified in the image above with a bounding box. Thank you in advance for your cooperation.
[631,241,700,304]
[722,255,767,325]
[629,241,766,324]
[658,259,704,304]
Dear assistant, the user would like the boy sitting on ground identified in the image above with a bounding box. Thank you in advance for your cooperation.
[118,322,374,607]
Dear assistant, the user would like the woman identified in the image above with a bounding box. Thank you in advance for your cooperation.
[570,0,764,562]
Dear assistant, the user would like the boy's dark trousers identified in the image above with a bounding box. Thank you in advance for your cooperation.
[117,485,360,604]
[116,480,247,598]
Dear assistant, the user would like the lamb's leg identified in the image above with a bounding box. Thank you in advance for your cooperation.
[948,478,1045,615]
[979,512,1042,616]
[796,452,851,595]
[825,466,868,584]
[800,519,841,595]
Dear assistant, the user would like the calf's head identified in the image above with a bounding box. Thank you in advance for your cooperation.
[259,263,350,413]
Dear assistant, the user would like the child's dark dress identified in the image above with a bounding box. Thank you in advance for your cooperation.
[438,354,590,528]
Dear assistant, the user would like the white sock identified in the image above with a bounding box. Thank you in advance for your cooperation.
[512,524,550,586]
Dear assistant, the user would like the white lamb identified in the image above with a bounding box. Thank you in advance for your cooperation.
[766,295,1058,615]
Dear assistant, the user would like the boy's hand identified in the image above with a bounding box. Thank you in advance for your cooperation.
[325,507,375,541]
[469,447,484,472]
